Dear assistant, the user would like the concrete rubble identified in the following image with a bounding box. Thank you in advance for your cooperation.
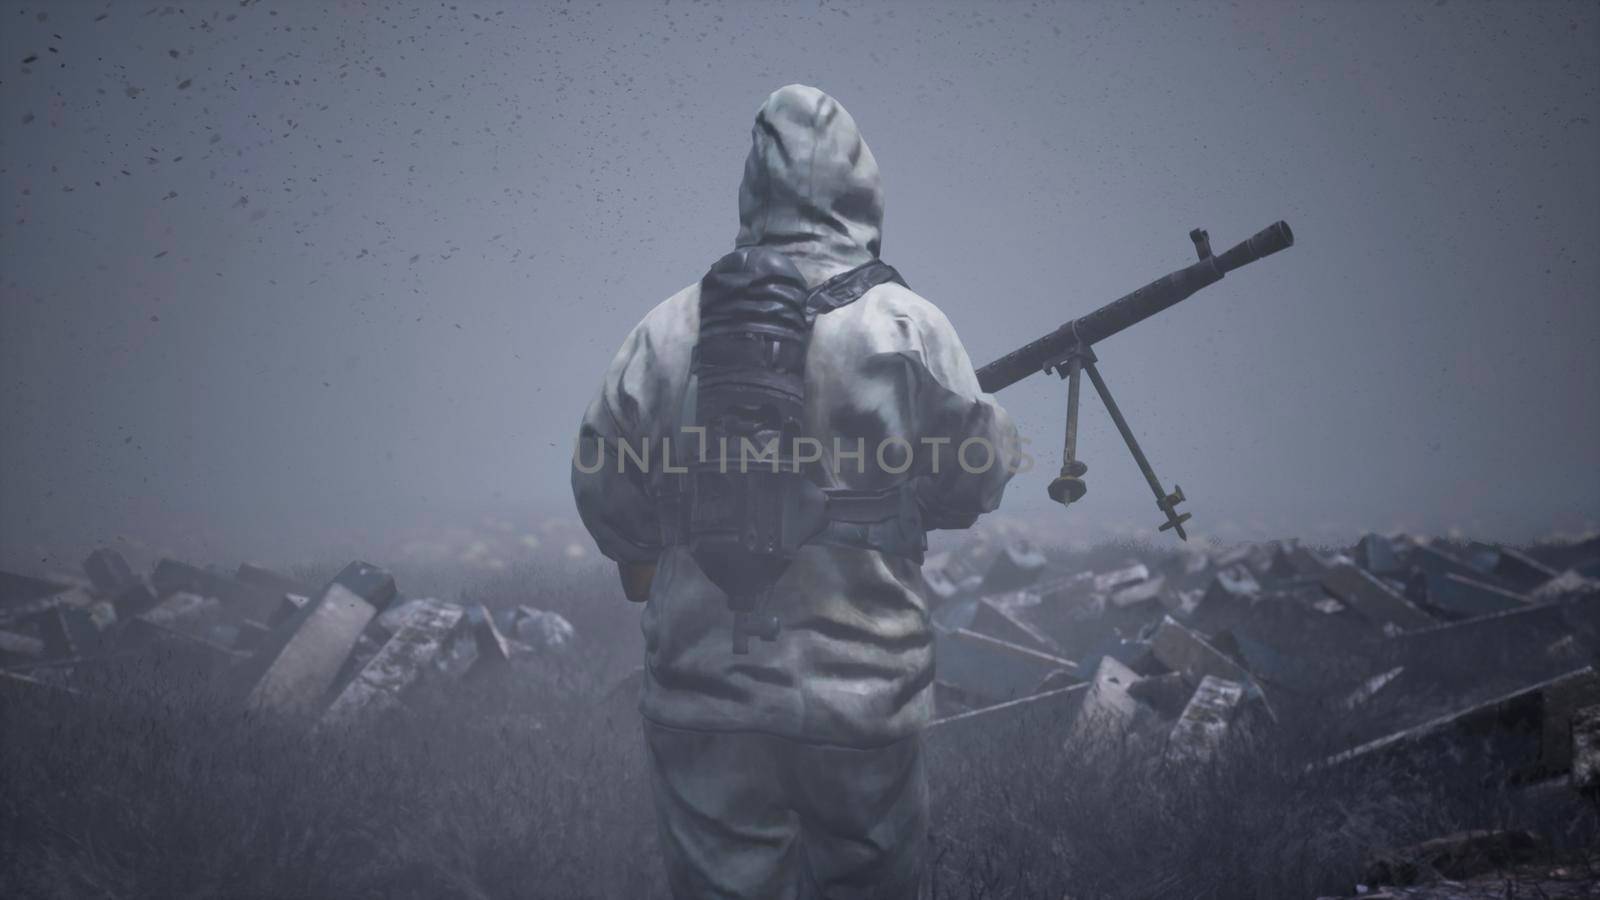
[916,528,1600,864]
[0,548,576,726]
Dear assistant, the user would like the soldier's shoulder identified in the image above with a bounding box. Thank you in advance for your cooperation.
[853,278,956,331]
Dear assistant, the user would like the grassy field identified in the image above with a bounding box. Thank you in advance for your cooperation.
[2,550,1596,899]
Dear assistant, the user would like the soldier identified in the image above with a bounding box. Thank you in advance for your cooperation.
[572,84,1018,899]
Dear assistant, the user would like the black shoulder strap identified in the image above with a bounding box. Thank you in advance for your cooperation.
[804,260,907,325]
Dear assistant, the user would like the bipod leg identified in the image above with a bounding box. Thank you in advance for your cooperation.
[1081,362,1192,540]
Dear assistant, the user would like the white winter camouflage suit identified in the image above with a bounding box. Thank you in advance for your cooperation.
[572,84,1019,900]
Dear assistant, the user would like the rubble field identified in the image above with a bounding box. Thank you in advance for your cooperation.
[2,527,1598,899]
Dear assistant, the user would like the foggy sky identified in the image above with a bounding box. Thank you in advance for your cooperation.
[2,0,1597,567]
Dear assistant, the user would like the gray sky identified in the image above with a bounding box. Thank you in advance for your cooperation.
[2,0,1596,568]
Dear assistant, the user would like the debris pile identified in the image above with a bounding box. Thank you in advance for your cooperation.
[0,550,574,727]
[923,530,1600,892]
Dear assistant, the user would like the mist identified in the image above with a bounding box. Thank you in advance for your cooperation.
[2,0,1596,570]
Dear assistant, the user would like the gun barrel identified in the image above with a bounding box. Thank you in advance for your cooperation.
[976,221,1293,394]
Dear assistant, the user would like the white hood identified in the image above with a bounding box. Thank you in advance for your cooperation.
[735,84,883,287]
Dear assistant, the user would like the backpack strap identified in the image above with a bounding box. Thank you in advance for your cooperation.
[804,260,908,325]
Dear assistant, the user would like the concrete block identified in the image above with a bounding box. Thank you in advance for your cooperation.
[467,603,513,672]
[151,559,282,621]
[0,569,70,608]
[112,581,160,619]
[1319,563,1435,631]
[0,629,46,665]
[82,548,136,594]
[1353,533,1405,577]
[1167,675,1245,761]
[1111,574,1167,610]
[1150,616,1253,687]
[1574,704,1600,792]
[1069,655,1143,743]
[243,562,388,717]
[982,543,1048,593]
[322,599,465,727]
[234,563,315,597]
[1093,562,1150,595]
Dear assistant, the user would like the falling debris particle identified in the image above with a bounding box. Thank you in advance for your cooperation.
[177,79,192,90]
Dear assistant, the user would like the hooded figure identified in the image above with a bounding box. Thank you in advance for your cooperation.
[572,85,1018,900]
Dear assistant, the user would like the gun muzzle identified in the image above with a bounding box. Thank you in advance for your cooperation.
[1215,220,1294,275]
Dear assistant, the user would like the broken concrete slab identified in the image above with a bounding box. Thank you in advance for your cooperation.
[1573,704,1600,793]
[1150,616,1253,688]
[1354,533,1406,577]
[935,625,1078,704]
[1362,830,1545,888]
[927,682,1088,743]
[982,543,1048,593]
[111,581,160,619]
[1465,542,1560,592]
[0,628,46,665]
[243,562,389,717]
[117,618,244,672]
[151,559,282,621]
[1419,572,1529,619]
[1320,563,1436,632]
[1341,666,1405,711]
[1322,666,1600,776]
[466,603,513,673]
[1110,574,1167,610]
[82,548,136,594]
[1167,675,1245,761]
[967,595,1063,656]
[1093,562,1150,595]
[1069,655,1143,743]
[0,569,70,609]
[137,591,220,629]
[510,607,574,649]
[234,562,315,597]
[1530,570,1600,603]
[1189,565,1260,628]
[1127,670,1192,720]
[268,593,311,628]
[321,599,466,728]
[1392,600,1571,656]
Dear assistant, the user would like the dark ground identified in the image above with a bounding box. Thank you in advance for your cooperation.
[2,544,1598,900]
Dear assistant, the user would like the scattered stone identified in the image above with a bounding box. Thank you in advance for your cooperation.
[1531,570,1600,603]
[968,594,1062,655]
[1150,616,1253,689]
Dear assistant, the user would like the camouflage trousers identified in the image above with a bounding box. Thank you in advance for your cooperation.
[643,719,928,900]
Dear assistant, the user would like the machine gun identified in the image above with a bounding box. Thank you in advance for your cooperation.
[975,221,1295,540]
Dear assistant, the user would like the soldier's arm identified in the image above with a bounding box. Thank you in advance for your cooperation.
[571,322,663,598]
